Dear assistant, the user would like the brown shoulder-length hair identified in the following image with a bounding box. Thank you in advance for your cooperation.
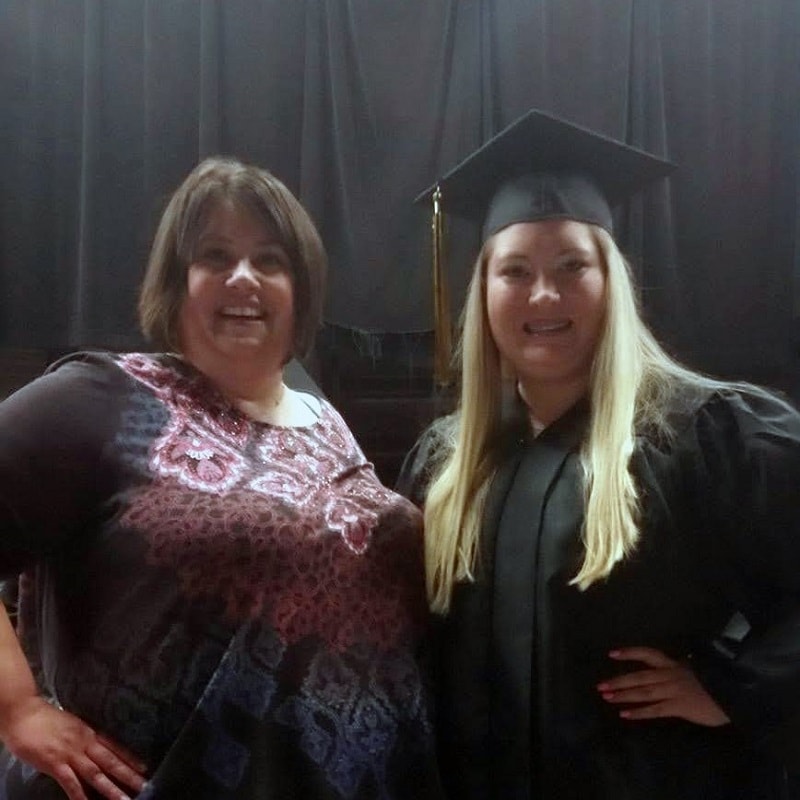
[138,156,327,359]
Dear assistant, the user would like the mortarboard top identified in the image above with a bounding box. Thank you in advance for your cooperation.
[415,109,675,239]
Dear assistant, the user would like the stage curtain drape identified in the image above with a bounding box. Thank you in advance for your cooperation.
[1,0,798,389]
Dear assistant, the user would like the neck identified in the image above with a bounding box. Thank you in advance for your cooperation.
[183,353,286,417]
[232,380,286,422]
[517,377,589,430]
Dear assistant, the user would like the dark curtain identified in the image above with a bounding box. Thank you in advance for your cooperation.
[1,0,799,391]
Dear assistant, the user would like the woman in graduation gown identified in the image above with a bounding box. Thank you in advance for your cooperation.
[398,110,800,799]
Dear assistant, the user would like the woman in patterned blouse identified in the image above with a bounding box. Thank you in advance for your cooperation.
[0,158,443,800]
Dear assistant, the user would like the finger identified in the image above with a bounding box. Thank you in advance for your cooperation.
[50,762,89,800]
[95,734,148,774]
[618,700,676,721]
[617,697,729,727]
[600,681,678,705]
[608,647,677,668]
[74,754,134,800]
[86,740,147,793]
[597,667,677,692]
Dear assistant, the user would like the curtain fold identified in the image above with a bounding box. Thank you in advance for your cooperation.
[198,0,221,157]
[72,0,101,343]
[619,0,680,345]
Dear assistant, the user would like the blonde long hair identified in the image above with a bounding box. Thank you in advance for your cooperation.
[424,225,714,613]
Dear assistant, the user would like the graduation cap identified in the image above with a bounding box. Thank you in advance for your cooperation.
[416,109,675,239]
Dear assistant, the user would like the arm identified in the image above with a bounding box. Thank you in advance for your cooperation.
[0,355,147,796]
[600,389,800,758]
[0,603,146,800]
[689,389,800,763]
[0,355,119,575]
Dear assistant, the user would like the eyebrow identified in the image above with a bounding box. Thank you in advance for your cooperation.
[196,232,281,248]
[554,247,595,261]
[497,243,595,259]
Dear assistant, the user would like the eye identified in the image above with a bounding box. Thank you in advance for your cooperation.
[252,250,289,272]
[558,257,588,274]
[197,247,233,269]
[497,262,529,280]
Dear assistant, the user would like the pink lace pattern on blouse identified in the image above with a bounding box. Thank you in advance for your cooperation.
[117,354,425,652]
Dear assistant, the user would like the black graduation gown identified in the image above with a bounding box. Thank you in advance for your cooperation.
[398,387,800,800]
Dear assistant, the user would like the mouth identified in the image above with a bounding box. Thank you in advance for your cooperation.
[218,306,265,322]
[522,320,571,335]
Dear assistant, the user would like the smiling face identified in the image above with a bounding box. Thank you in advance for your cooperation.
[485,219,606,411]
[177,201,295,379]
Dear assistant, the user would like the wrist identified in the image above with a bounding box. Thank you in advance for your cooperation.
[0,691,43,742]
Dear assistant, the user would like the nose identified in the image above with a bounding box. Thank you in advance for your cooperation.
[225,259,259,288]
[528,274,559,304]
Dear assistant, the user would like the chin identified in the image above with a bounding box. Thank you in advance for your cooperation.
[222,340,288,366]
[518,363,589,385]
[217,333,269,349]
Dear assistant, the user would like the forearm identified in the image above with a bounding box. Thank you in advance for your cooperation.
[691,609,800,765]
[0,601,39,735]
[0,601,149,800]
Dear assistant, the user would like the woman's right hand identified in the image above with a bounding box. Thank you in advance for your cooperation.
[1,695,148,800]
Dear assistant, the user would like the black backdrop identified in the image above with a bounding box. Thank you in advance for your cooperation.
[1,0,799,394]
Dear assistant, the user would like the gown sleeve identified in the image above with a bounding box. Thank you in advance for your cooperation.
[0,352,121,578]
[688,387,800,766]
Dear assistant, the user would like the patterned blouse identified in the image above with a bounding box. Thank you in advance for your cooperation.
[0,352,443,799]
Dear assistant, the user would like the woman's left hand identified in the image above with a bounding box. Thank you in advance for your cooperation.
[596,646,730,727]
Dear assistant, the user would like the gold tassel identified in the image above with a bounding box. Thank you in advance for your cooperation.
[431,184,453,387]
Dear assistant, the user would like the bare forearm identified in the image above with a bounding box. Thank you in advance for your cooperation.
[0,601,39,729]
[0,602,147,800]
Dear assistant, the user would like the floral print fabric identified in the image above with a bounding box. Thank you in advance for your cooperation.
[0,353,441,799]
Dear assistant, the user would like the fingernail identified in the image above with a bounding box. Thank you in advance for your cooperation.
[608,650,621,658]
[596,682,609,690]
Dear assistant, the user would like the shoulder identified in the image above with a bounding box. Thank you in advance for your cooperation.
[2,350,129,419]
[0,351,172,452]
[648,383,800,498]
[632,380,800,500]
[699,386,800,481]
[395,414,459,505]
[683,384,800,455]
[44,348,125,383]
[703,384,800,435]
[413,413,460,456]
[42,350,177,395]
[639,377,800,445]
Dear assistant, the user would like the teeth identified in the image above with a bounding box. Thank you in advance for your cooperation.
[221,307,261,318]
[523,320,570,334]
